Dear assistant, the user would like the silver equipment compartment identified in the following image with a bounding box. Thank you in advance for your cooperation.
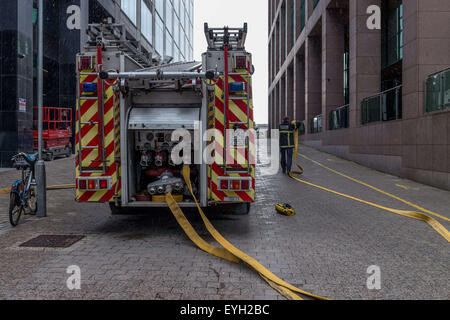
[128,108,200,130]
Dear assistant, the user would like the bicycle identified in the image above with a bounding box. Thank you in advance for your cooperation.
[9,152,38,226]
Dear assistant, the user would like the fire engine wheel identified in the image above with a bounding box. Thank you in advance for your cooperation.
[108,203,136,215]
[242,203,251,215]
[207,203,251,216]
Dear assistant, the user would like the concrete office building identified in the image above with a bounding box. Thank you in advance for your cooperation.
[0,0,194,167]
[268,0,450,190]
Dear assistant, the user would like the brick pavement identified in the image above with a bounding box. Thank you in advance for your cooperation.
[0,146,448,300]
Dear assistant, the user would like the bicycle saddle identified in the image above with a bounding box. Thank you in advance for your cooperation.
[25,153,38,164]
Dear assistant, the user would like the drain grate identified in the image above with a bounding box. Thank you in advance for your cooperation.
[20,235,85,248]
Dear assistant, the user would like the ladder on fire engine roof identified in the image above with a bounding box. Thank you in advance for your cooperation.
[86,22,153,68]
[204,23,248,50]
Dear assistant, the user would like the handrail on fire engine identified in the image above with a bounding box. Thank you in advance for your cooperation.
[99,70,218,81]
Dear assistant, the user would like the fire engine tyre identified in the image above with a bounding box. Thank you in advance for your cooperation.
[109,203,124,215]
[108,203,138,215]
[9,193,22,227]
[207,203,251,216]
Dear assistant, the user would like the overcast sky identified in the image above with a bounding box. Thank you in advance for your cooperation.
[193,0,269,125]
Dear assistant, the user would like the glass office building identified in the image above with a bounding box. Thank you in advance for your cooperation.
[268,0,450,191]
[123,0,194,61]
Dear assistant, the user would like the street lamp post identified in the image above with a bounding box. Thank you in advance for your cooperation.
[36,0,47,218]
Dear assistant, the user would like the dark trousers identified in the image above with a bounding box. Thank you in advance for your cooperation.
[280,148,294,173]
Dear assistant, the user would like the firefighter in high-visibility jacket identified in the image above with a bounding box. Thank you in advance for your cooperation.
[279,117,302,174]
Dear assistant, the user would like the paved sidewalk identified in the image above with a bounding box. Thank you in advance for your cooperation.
[0,146,448,300]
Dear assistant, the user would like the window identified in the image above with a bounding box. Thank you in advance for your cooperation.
[310,115,323,134]
[166,30,173,57]
[155,15,164,55]
[155,0,164,18]
[290,0,295,48]
[329,105,349,130]
[174,45,179,62]
[361,86,402,124]
[382,1,403,69]
[174,16,180,47]
[299,0,305,32]
[426,69,450,112]
[166,0,173,34]
[181,1,186,29]
[184,34,188,59]
[282,6,286,58]
[344,51,349,105]
[174,0,180,18]
[122,0,137,25]
[313,0,320,9]
[180,30,185,58]
[141,0,152,43]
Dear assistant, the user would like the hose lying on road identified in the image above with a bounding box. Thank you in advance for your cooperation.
[289,130,450,243]
[166,165,330,301]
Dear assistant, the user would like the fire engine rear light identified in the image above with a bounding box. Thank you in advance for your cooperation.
[99,179,108,190]
[79,56,93,70]
[241,180,250,190]
[234,56,247,69]
[232,180,241,190]
[88,180,96,190]
[78,180,87,190]
[220,180,229,190]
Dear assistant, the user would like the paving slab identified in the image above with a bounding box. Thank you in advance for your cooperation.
[0,147,448,300]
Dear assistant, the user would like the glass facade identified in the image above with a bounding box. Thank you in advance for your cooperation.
[299,0,305,32]
[382,0,403,70]
[126,0,194,61]
[122,0,137,24]
[313,0,320,9]
[141,1,153,43]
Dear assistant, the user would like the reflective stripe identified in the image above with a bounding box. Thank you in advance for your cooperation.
[280,130,295,148]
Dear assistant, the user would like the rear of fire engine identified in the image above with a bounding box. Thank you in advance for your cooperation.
[75,23,255,214]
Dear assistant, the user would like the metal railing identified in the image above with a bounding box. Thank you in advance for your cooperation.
[361,85,402,125]
[425,67,450,113]
[329,104,349,130]
[310,115,323,134]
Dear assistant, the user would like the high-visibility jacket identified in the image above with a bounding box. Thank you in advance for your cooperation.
[279,121,302,149]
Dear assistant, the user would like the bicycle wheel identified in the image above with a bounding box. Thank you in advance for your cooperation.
[9,193,23,227]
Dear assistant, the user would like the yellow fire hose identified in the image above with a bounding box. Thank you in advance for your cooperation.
[165,128,449,300]
[0,185,76,195]
[166,165,329,300]
[289,129,450,243]
[2,130,447,300]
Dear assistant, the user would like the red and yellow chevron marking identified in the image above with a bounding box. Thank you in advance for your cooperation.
[208,59,255,203]
[75,60,121,203]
